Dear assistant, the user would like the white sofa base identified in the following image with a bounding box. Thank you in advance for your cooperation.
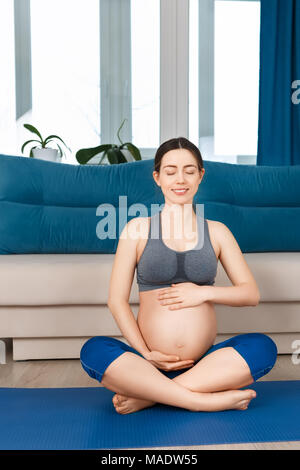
[1,252,300,361]
[12,333,299,361]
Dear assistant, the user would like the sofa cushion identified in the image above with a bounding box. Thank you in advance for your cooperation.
[0,155,161,254]
[0,154,300,253]
[0,252,299,305]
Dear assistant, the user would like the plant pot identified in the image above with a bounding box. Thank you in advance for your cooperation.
[32,148,60,162]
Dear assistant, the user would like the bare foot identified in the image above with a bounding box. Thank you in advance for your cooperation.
[193,388,257,412]
[112,388,257,414]
[112,393,155,414]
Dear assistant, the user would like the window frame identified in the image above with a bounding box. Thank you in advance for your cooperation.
[13,0,260,162]
[14,0,32,120]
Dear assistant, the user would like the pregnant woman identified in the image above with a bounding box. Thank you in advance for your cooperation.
[80,137,277,414]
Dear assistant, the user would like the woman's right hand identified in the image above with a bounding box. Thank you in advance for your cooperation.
[144,350,195,371]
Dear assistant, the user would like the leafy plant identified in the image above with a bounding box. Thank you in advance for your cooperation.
[21,124,71,159]
[75,119,142,165]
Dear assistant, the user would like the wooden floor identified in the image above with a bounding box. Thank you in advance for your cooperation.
[1,339,300,450]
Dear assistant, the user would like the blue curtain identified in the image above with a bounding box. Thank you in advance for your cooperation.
[257,0,300,165]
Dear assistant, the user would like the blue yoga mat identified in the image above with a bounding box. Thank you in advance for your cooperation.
[0,381,299,450]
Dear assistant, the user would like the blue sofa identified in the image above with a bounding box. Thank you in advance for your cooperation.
[0,154,299,360]
[0,154,300,254]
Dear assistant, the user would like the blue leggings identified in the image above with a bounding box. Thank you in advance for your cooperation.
[80,333,278,384]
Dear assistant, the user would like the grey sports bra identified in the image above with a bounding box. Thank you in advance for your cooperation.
[136,209,218,292]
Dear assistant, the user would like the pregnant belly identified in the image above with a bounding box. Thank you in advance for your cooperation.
[137,289,217,361]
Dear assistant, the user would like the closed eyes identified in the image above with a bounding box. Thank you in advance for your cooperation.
[166,172,195,176]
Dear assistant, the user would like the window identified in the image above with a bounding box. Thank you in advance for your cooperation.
[214,0,260,159]
[3,0,160,162]
[29,0,100,164]
[189,0,261,164]
[0,0,16,156]
[2,0,260,164]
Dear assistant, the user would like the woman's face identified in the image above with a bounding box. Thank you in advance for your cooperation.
[153,148,205,206]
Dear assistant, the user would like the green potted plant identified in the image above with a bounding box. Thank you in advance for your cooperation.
[75,119,142,165]
[21,124,71,162]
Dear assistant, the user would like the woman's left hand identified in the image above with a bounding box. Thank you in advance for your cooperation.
[157,282,211,310]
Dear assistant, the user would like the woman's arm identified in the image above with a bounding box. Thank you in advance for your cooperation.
[205,284,259,307]
[157,221,260,309]
[205,221,260,307]
[108,298,151,357]
[107,218,151,358]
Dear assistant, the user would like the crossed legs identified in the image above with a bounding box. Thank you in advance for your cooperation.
[81,333,277,414]
[102,346,256,414]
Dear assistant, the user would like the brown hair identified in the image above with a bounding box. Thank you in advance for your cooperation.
[154,137,204,173]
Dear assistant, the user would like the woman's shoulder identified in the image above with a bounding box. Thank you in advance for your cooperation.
[205,219,233,259]
[206,219,237,246]
[124,216,151,242]
[128,215,151,227]
[206,218,234,237]
[206,218,228,232]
